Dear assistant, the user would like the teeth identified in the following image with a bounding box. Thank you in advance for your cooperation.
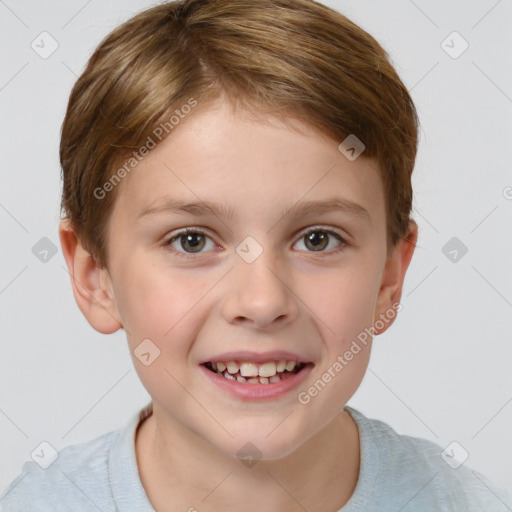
[218,369,302,384]
[211,359,306,384]
[285,361,296,372]
[276,360,287,372]
[240,362,259,377]
[258,362,276,377]
[226,361,239,374]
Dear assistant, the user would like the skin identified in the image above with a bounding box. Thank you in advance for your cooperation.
[60,96,417,512]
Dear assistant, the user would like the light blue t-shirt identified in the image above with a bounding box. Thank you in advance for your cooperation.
[1,402,511,511]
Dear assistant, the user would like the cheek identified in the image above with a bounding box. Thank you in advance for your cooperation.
[115,255,205,340]
[305,259,382,346]
[309,258,382,406]
[118,263,208,400]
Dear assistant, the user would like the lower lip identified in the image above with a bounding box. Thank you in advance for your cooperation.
[199,364,314,400]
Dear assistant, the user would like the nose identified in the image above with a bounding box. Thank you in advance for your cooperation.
[221,244,299,330]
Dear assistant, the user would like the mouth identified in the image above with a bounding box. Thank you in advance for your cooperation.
[201,359,314,385]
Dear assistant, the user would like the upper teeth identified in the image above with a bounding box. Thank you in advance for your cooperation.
[212,360,298,377]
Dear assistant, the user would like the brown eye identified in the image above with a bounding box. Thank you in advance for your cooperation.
[304,230,329,251]
[294,228,346,254]
[179,232,206,252]
[164,229,215,256]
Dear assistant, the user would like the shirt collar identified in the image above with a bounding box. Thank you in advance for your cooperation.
[340,405,379,511]
[106,402,375,511]
[108,401,155,511]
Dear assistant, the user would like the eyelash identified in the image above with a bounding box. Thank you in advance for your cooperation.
[163,226,348,260]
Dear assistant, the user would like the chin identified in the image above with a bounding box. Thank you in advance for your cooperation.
[216,426,307,463]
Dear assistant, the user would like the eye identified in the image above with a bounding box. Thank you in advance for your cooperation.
[164,228,216,257]
[293,227,347,254]
[163,226,348,259]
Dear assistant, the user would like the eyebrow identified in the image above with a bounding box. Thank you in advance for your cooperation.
[137,196,371,224]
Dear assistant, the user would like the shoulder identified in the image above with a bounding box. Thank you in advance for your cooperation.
[345,406,512,511]
[0,430,118,512]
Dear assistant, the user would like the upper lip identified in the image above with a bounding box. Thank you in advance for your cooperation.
[200,350,313,365]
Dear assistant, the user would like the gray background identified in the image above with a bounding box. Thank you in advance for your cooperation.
[1,0,511,494]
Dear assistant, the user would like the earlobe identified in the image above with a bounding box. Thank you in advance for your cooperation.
[373,221,418,335]
[59,219,123,334]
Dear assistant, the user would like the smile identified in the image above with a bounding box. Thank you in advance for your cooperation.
[199,358,315,400]
[203,360,309,384]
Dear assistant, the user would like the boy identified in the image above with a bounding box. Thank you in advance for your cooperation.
[1,0,511,510]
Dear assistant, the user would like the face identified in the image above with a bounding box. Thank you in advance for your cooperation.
[97,98,399,460]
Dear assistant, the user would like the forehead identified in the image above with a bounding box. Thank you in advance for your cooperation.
[109,99,385,229]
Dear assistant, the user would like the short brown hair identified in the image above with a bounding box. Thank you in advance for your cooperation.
[60,0,419,269]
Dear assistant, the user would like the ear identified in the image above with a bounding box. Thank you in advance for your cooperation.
[59,219,123,334]
[373,220,418,335]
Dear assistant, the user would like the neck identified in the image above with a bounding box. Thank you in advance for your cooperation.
[135,405,360,512]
